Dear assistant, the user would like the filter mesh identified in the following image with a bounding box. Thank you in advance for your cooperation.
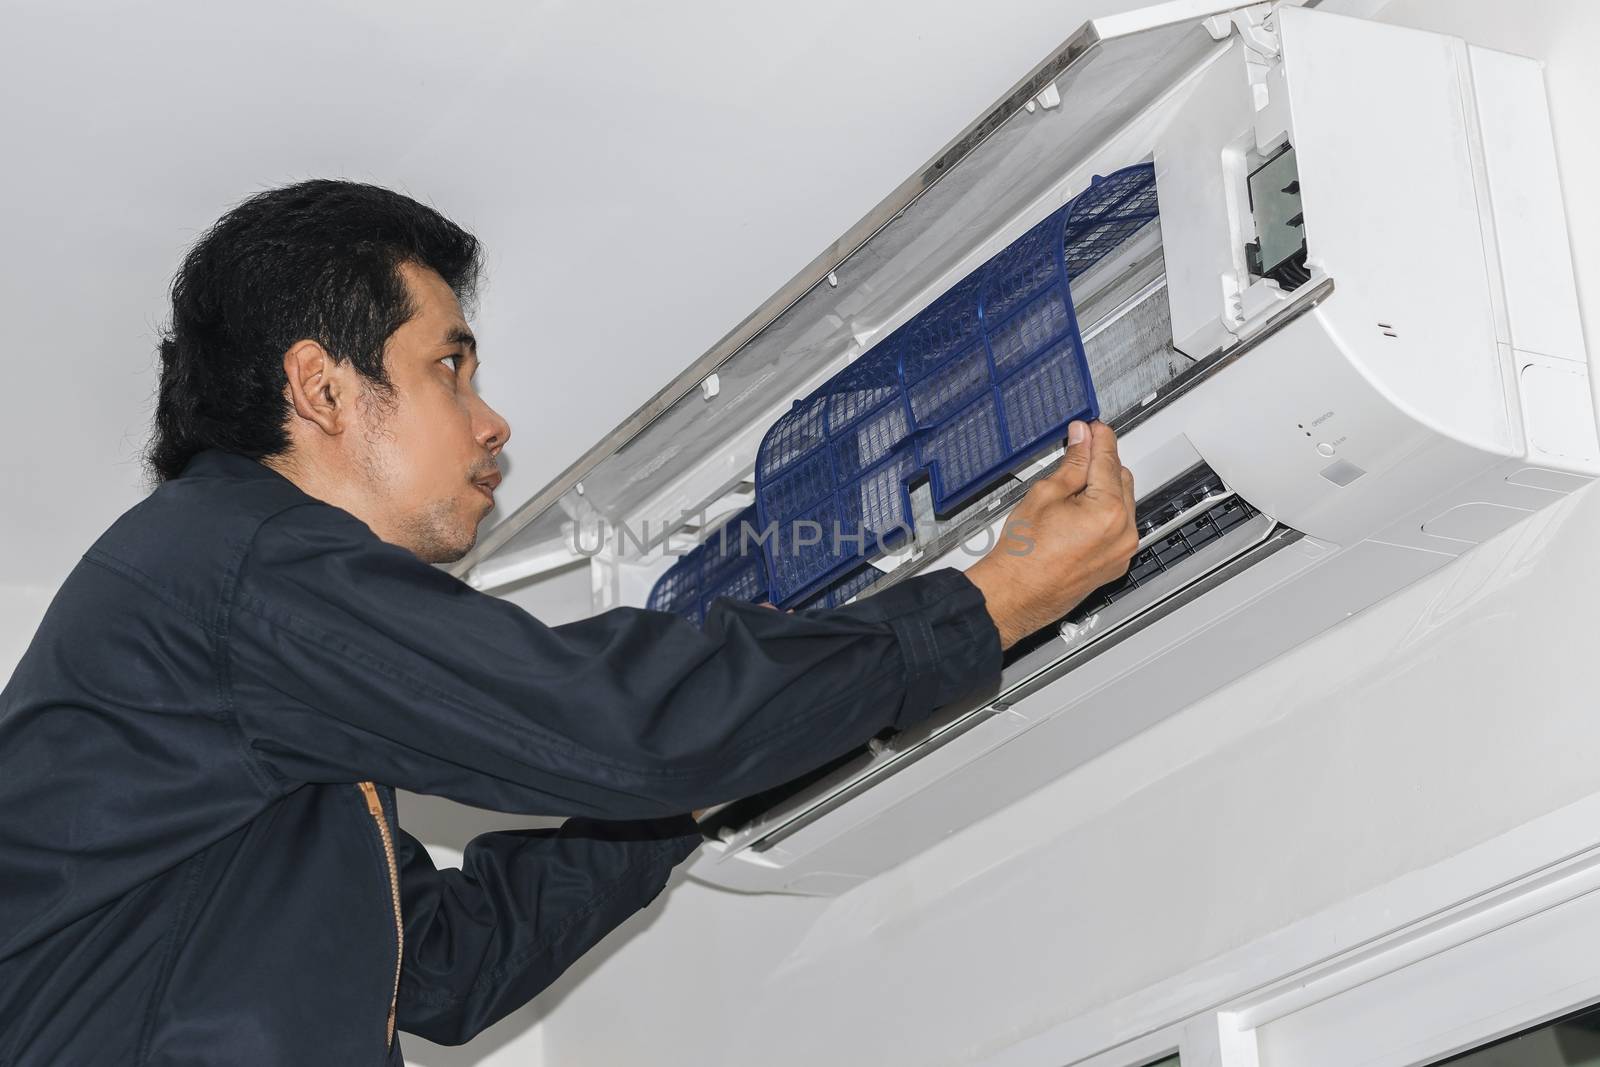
[753,163,1161,605]
[1082,282,1192,420]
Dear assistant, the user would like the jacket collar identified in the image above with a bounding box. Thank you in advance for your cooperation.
[177,448,300,487]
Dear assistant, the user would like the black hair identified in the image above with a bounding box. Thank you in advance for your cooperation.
[146,178,483,482]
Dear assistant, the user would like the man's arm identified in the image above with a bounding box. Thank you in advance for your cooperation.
[226,419,1135,820]
[392,817,700,1045]
[227,509,1001,819]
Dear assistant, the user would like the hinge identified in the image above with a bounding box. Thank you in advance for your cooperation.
[1203,4,1281,60]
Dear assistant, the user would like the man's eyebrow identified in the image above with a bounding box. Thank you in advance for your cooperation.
[442,326,477,352]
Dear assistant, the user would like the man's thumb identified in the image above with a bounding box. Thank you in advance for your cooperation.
[1050,420,1093,493]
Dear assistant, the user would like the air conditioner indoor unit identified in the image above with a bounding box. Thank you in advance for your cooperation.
[454,0,1600,895]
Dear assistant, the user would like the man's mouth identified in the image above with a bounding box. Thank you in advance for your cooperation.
[472,469,502,505]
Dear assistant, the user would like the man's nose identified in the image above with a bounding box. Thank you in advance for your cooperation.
[476,399,511,456]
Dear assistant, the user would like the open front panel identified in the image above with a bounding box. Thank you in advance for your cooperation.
[452,3,1266,586]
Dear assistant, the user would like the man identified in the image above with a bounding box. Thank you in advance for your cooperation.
[0,180,1138,1065]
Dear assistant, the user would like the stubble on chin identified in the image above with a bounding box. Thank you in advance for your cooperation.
[404,497,475,565]
[364,447,475,565]
[353,388,472,564]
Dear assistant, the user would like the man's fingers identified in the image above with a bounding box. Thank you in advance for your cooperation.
[1049,419,1093,495]
[1086,420,1124,496]
[1120,466,1137,532]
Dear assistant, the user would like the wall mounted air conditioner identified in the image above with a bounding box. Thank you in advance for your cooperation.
[454,1,1599,895]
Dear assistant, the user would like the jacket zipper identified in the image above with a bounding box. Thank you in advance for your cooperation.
[357,781,403,1051]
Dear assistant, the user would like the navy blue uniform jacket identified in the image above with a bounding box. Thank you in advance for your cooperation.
[0,448,1003,1065]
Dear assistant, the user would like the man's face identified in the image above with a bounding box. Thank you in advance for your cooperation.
[351,261,511,564]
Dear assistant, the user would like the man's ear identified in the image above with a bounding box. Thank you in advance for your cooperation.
[281,340,346,437]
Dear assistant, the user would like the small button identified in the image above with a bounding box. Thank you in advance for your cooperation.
[1316,441,1336,457]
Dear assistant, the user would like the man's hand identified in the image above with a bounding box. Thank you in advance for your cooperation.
[965,419,1139,650]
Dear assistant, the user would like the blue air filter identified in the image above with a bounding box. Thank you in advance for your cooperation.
[753,163,1160,607]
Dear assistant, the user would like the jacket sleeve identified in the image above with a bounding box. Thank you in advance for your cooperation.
[226,501,1003,818]
[392,816,700,1045]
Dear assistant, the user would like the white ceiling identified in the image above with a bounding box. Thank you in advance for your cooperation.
[2,0,1192,593]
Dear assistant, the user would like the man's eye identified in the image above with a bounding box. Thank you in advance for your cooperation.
[440,354,462,373]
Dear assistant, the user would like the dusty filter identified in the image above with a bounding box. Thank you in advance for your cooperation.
[649,163,1162,618]
[645,506,768,625]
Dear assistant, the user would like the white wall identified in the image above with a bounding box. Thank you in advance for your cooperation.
[475,3,1600,1065]
[0,586,56,680]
